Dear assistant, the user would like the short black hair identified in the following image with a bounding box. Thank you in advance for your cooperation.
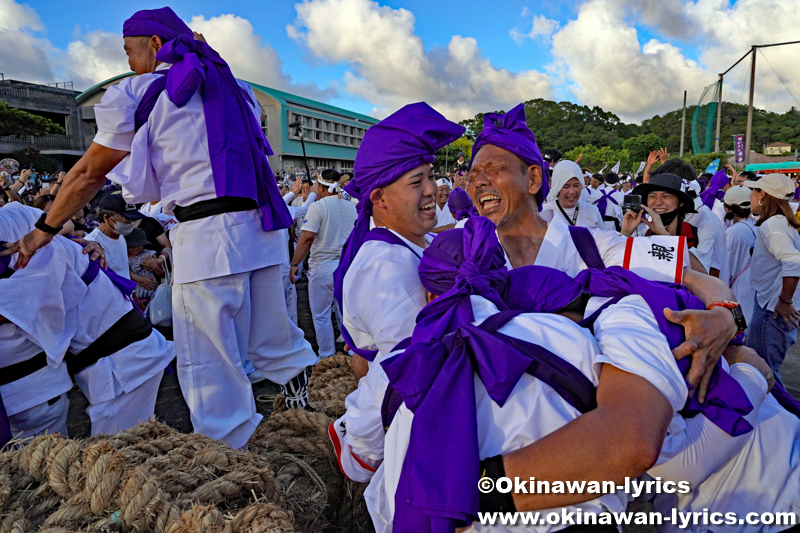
[740,171,757,181]
[321,168,341,182]
[604,173,619,185]
[592,173,604,183]
[656,158,697,182]
[543,149,562,164]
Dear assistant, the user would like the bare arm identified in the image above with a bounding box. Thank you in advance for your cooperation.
[504,365,672,511]
[156,232,171,250]
[289,231,316,283]
[9,143,128,267]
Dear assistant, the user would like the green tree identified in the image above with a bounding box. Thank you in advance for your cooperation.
[435,137,474,173]
[622,133,665,164]
[683,152,729,176]
[0,102,66,137]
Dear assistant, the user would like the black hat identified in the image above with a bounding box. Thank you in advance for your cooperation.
[631,173,697,214]
[124,227,151,247]
[98,193,145,220]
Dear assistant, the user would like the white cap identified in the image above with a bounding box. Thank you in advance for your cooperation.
[743,173,796,200]
[547,160,583,202]
[723,185,751,207]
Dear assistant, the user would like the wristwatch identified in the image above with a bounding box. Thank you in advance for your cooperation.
[707,300,747,336]
[35,213,63,235]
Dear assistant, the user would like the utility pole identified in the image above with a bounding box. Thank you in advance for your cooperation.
[745,46,757,166]
[714,75,723,153]
[680,90,687,157]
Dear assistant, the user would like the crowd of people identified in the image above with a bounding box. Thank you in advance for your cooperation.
[1,6,799,533]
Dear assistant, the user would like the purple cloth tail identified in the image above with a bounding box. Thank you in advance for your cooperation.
[772,383,800,419]
[152,35,292,232]
[700,170,729,210]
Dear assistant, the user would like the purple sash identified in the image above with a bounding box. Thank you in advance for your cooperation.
[568,225,606,270]
[335,227,421,361]
[594,188,618,216]
[382,309,597,532]
[134,35,292,232]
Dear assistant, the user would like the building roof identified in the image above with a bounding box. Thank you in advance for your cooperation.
[246,82,378,125]
[766,141,792,147]
[76,72,134,105]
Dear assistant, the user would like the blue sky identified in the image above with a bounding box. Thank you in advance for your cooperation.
[5,0,799,122]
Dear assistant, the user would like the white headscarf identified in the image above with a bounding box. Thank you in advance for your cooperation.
[546,160,583,202]
[436,178,452,189]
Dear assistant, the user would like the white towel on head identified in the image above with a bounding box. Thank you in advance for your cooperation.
[547,160,584,202]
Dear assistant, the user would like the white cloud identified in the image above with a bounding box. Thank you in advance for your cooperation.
[549,0,706,122]
[0,0,56,84]
[0,0,334,101]
[510,13,560,44]
[288,0,553,120]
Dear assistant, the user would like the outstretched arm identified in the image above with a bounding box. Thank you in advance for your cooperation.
[7,143,128,267]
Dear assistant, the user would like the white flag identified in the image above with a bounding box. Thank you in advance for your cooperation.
[611,161,621,174]
[599,164,608,174]
[637,161,646,173]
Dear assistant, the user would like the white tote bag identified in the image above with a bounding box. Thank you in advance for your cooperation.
[149,249,174,327]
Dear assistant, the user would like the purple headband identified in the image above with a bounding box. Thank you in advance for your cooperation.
[469,103,550,208]
[123,7,192,42]
[446,187,474,220]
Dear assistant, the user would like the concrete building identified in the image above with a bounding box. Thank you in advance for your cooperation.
[0,79,85,168]
[764,142,792,156]
[76,73,378,174]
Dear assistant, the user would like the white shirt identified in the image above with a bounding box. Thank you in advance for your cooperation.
[367,295,687,533]
[84,228,130,280]
[540,200,605,230]
[686,202,729,280]
[302,195,358,268]
[435,204,457,227]
[139,201,177,231]
[750,215,800,311]
[93,64,285,284]
[342,221,432,360]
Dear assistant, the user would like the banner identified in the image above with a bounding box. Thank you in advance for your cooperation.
[599,164,607,174]
[734,135,745,164]
[611,161,621,173]
[705,158,720,174]
[636,161,646,174]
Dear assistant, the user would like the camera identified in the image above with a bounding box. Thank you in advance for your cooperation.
[622,194,641,212]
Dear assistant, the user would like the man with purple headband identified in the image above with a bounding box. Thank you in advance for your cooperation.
[329,102,463,475]
[8,7,317,447]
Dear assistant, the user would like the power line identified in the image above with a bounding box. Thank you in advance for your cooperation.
[758,48,800,109]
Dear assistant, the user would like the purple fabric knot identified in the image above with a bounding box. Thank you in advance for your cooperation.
[700,170,729,210]
[447,187,474,221]
[469,103,549,209]
[123,6,192,42]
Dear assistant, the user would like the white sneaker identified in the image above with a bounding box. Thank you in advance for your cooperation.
[247,370,267,384]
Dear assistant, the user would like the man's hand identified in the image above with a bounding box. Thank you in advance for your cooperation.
[351,353,369,380]
[292,178,302,196]
[6,229,54,268]
[72,239,107,268]
[289,264,299,284]
[639,205,669,235]
[773,299,800,330]
[646,150,659,169]
[193,31,207,43]
[657,147,670,163]
[18,169,32,183]
[620,209,643,237]
[723,345,775,391]
[667,306,737,403]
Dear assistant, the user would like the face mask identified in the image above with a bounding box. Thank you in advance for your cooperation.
[113,220,135,236]
[657,209,680,227]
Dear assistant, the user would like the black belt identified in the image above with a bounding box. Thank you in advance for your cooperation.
[0,351,48,385]
[67,309,152,375]
[173,196,258,223]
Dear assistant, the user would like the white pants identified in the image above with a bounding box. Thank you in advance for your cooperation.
[308,260,341,358]
[81,370,163,436]
[8,393,69,440]
[283,270,298,325]
[173,264,317,448]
